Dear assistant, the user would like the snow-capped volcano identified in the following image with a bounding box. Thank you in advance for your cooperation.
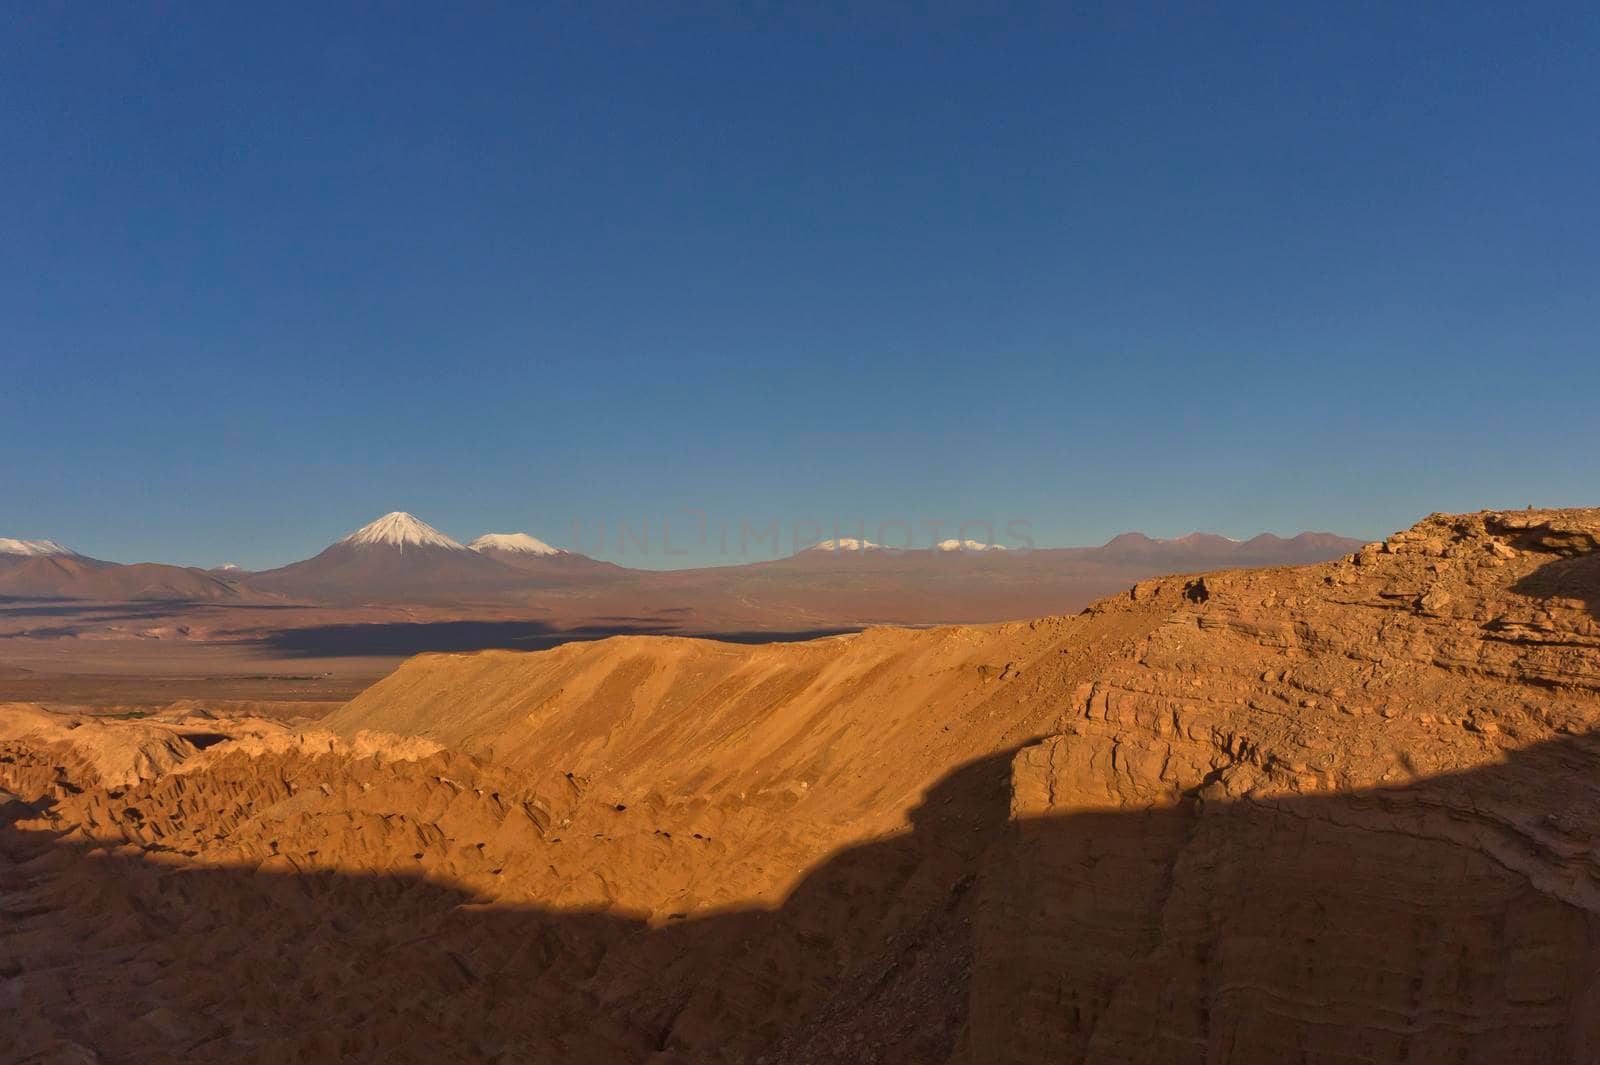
[338,512,465,551]
[468,531,624,581]
[935,539,1008,552]
[245,511,620,603]
[245,510,512,603]
[807,538,883,552]
[0,537,80,558]
[468,533,563,557]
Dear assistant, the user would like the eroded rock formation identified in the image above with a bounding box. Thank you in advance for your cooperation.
[3,509,1597,1064]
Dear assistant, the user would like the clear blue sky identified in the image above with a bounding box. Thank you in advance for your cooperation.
[3,3,1596,568]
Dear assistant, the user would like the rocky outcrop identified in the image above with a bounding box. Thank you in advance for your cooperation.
[975,509,1600,1063]
[1,509,1597,1064]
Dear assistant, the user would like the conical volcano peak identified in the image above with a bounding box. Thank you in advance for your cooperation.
[337,512,464,551]
[0,537,80,558]
[468,533,564,557]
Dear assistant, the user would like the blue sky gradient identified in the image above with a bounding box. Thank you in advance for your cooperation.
[3,4,1596,567]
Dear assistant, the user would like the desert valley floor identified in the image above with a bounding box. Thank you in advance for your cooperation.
[4,509,1599,1064]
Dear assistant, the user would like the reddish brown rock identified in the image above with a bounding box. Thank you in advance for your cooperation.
[1,509,1596,1064]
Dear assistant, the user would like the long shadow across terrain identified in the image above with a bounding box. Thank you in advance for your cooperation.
[252,617,861,657]
[6,731,1598,1064]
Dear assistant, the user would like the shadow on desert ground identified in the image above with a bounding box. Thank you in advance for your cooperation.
[1512,547,1600,624]
[248,618,861,657]
[0,598,306,620]
[6,731,1599,1064]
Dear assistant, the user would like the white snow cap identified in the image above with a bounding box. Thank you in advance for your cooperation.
[936,539,1007,552]
[0,538,79,558]
[808,537,882,552]
[338,512,465,551]
[468,533,564,557]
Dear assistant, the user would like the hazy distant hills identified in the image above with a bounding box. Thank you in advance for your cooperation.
[1091,530,1366,565]
[770,530,1360,572]
[0,511,1365,621]
[652,528,1370,623]
[0,542,247,602]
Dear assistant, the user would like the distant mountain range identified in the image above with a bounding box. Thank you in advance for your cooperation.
[0,544,244,602]
[0,511,1367,615]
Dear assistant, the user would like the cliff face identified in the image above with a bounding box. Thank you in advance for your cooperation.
[2,510,1597,1064]
[977,509,1600,1064]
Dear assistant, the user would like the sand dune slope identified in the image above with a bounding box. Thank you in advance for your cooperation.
[325,607,1164,843]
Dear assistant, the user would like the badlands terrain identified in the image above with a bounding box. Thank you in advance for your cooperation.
[3,507,1598,1063]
